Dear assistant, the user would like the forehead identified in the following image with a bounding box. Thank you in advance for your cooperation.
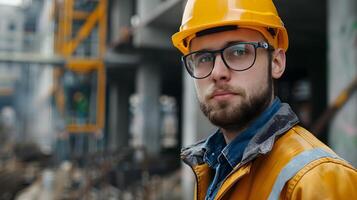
[190,28,265,51]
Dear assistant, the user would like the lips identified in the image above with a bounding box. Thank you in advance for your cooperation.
[206,85,246,101]
[209,90,237,100]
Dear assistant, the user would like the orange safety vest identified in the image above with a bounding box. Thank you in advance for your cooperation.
[186,126,357,200]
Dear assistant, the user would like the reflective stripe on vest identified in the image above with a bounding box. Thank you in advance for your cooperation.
[268,148,341,200]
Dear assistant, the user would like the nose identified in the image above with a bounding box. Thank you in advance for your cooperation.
[210,54,231,82]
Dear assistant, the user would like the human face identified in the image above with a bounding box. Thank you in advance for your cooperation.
[190,29,275,131]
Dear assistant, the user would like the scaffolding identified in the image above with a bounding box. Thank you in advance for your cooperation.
[54,0,107,133]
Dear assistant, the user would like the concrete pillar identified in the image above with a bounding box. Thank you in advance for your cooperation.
[28,66,54,153]
[108,85,119,150]
[181,71,217,200]
[136,63,161,156]
[117,79,131,147]
[108,76,131,150]
[328,0,357,166]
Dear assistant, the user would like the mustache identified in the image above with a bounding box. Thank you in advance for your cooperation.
[206,85,246,100]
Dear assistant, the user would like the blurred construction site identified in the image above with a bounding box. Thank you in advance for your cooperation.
[0,0,355,199]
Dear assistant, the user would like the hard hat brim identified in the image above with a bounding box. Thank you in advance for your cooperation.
[172,20,288,55]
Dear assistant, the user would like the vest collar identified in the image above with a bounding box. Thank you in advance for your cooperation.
[181,103,299,168]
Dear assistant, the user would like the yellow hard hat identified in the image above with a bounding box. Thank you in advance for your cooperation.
[172,0,289,55]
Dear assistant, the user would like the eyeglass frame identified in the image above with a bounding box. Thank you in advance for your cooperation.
[182,41,274,79]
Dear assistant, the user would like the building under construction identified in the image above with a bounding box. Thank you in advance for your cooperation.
[0,0,355,199]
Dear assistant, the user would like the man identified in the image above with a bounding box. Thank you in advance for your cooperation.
[171,0,357,199]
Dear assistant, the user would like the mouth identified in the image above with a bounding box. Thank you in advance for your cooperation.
[210,90,238,100]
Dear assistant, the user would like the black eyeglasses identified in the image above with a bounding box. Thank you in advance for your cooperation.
[182,41,272,79]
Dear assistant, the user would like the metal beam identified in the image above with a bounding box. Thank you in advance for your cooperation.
[0,52,140,66]
[0,52,64,65]
[104,51,140,67]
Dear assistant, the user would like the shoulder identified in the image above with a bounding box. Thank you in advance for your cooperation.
[257,125,336,173]
[276,126,357,199]
[284,157,357,199]
[180,139,207,167]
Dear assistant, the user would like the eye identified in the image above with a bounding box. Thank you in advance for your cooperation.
[195,53,214,64]
[231,45,248,56]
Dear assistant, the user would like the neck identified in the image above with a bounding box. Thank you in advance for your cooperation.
[221,122,252,143]
[221,96,275,144]
[221,128,245,144]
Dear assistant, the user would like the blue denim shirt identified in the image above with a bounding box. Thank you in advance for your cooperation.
[203,98,282,200]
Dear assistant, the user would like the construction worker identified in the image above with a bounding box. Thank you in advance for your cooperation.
[172,0,357,199]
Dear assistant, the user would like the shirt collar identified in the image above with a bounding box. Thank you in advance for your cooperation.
[223,98,282,167]
[203,129,225,168]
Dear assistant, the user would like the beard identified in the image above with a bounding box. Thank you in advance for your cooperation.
[199,65,273,132]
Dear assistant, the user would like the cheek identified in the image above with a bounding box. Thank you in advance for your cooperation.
[236,64,269,95]
[194,80,206,100]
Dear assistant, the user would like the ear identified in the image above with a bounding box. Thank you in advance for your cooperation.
[271,48,286,79]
